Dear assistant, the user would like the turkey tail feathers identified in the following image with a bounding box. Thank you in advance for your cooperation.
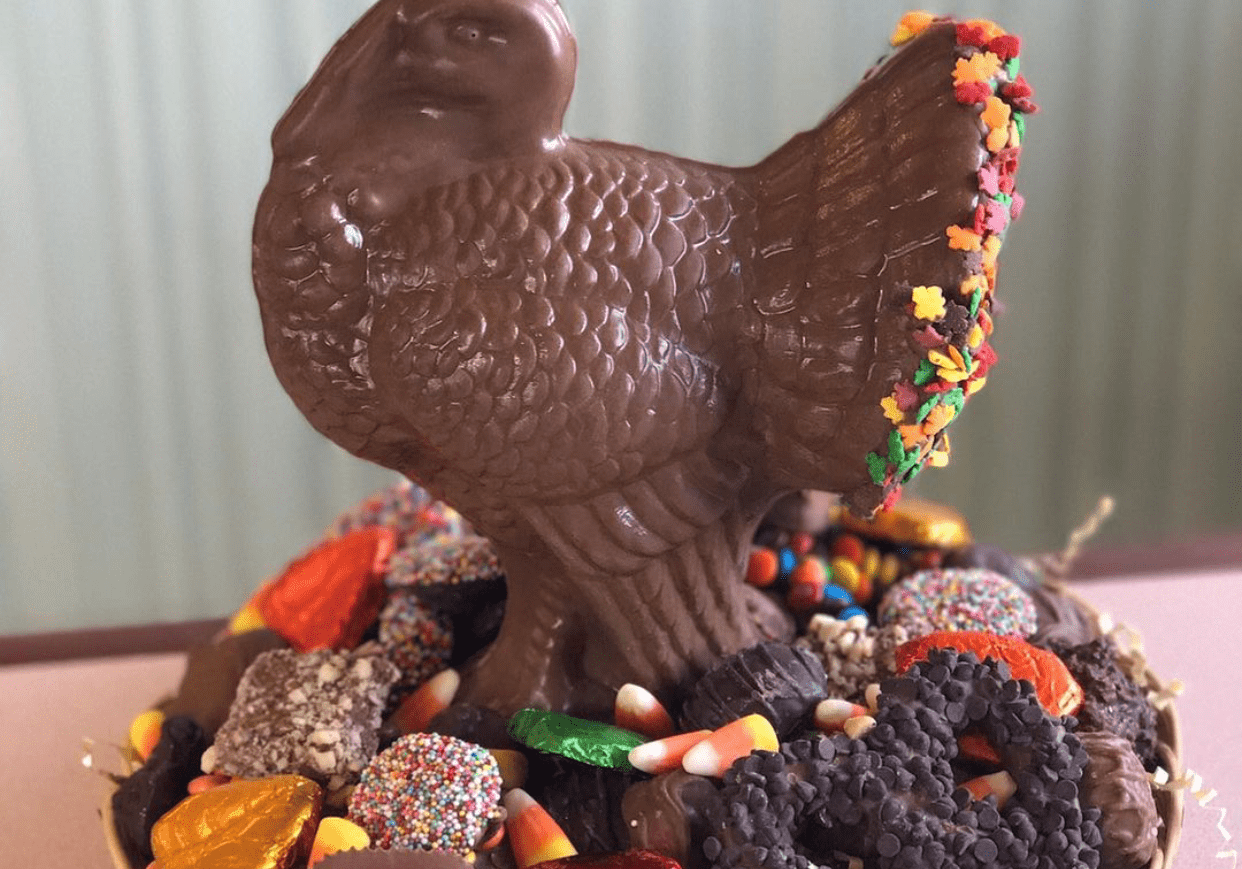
[746,20,1025,512]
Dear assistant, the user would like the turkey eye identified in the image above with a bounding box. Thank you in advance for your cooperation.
[448,18,507,47]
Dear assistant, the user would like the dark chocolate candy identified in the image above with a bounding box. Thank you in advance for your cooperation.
[161,628,287,737]
[679,642,827,739]
[1027,581,1102,648]
[111,715,208,868]
[1052,638,1161,771]
[254,0,1022,716]
[449,596,507,669]
[528,756,643,854]
[707,650,1100,869]
[426,702,516,750]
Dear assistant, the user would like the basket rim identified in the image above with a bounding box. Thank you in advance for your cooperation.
[1049,578,1184,869]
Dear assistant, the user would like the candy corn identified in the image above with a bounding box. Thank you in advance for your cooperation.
[681,715,778,778]
[227,597,268,635]
[128,709,165,762]
[628,730,712,775]
[388,668,460,735]
[864,683,882,712]
[489,748,529,790]
[842,715,877,740]
[615,684,675,739]
[813,699,869,733]
[503,788,577,868]
[960,771,1017,807]
[308,817,371,867]
[186,773,232,795]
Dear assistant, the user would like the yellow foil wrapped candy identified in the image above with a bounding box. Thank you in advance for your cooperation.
[151,774,323,869]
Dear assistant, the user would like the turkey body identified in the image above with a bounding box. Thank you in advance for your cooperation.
[253,1,1007,715]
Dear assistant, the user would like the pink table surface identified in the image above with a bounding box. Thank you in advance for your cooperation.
[2,570,1238,869]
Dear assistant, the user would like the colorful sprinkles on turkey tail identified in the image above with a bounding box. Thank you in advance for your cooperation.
[867,13,1038,508]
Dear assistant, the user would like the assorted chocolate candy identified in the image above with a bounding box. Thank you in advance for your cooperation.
[105,3,1174,866]
[112,477,1171,869]
[207,648,400,791]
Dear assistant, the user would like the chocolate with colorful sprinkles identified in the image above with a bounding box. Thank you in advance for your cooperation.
[348,732,503,854]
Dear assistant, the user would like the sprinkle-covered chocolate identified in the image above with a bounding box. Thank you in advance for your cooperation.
[866,15,1035,505]
[386,534,504,616]
[318,850,474,869]
[878,567,1038,638]
[378,593,454,698]
[348,733,503,854]
[210,647,399,791]
[328,478,466,546]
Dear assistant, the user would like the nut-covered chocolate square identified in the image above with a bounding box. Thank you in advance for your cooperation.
[209,647,399,791]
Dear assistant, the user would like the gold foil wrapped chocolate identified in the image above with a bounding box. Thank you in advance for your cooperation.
[839,498,972,549]
[151,775,322,869]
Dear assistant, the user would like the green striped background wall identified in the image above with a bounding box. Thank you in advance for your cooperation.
[2,0,1238,633]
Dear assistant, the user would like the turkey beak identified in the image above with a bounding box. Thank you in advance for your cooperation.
[273,0,413,157]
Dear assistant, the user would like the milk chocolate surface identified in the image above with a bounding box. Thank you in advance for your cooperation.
[254,0,1018,716]
[162,628,287,737]
[1078,730,1160,869]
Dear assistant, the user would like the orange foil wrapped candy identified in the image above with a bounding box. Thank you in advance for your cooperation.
[257,527,397,652]
[895,630,1084,717]
[150,774,323,869]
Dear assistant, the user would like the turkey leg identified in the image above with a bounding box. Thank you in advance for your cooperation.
[455,509,791,720]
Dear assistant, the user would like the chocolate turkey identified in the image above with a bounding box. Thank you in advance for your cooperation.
[253,1,1027,717]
